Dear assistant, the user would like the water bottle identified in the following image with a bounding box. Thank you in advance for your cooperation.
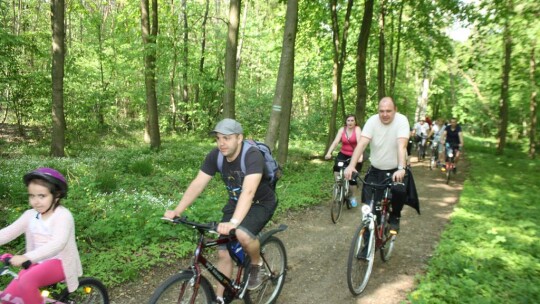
[229,241,245,264]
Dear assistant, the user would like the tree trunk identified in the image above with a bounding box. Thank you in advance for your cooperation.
[194,0,209,112]
[181,0,190,128]
[236,0,248,73]
[140,0,161,150]
[415,66,429,121]
[327,0,353,152]
[355,0,374,126]
[528,42,537,159]
[497,14,512,155]
[50,0,66,157]
[377,0,386,100]
[265,0,298,164]
[389,1,404,98]
[223,0,240,119]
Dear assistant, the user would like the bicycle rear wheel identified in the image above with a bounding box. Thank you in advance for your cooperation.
[245,236,287,304]
[148,271,214,304]
[58,277,109,304]
[379,212,396,262]
[331,182,344,223]
[346,222,375,296]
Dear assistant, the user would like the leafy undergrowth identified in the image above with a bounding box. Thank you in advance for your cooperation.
[409,136,540,303]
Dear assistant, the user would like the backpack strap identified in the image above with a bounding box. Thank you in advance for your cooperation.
[217,141,251,175]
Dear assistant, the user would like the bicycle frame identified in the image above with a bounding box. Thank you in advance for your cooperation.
[363,179,392,251]
[154,217,288,304]
[178,220,247,302]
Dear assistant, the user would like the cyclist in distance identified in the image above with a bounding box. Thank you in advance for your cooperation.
[441,117,464,171]
[428,118,447,167]
[411,117,430,159]
[164,118,277,304]
[344,97,420,234]
[0,168,83,304]
[325,114,364,207]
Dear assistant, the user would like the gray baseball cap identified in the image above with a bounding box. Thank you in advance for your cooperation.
[210,118,243,135]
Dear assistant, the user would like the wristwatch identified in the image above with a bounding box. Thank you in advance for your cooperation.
[397,165,405,170]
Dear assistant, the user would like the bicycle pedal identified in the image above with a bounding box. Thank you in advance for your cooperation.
[389,230,398,235]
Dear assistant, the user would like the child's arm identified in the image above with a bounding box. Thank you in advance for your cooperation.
[0,210,33,246]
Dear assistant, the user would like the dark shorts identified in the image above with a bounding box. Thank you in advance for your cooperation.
[221,200,277,240]
[333,152,363,186]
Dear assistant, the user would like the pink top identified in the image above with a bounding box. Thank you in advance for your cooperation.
[0,206,83,292]
[341,127,358,156]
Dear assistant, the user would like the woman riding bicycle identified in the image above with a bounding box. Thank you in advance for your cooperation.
[0,168,82,304]
[325,114,363,207]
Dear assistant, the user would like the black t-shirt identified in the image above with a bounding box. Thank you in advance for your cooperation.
[446,125,462,145]
[201,143,276,204]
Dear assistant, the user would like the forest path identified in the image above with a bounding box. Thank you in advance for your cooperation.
[109,157,467,303]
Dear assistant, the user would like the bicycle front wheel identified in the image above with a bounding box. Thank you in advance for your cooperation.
[346,222,375,296]
[245,236,287,304]
[58,277,110,304]
[148,271,214,304]
[331,182,344,223]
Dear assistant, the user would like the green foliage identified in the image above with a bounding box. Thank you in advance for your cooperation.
[0,137,332,287]
[409,136,540,303]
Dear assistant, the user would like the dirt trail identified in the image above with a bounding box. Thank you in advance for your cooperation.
[109,158,466,303]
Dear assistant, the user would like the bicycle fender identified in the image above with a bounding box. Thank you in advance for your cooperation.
[258,224,288,244]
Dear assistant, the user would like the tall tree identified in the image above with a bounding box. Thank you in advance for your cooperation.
[265,0,298,166]
[327,0,354,152]
[496,1,513,155]
[140,0,161,149]
[50,0,66,157]
[355,0,375,125]
[388,0,404,98]
[181,0,189,127]
[194,0,210,108]
[377,0,386,100]
[223,0,240,119]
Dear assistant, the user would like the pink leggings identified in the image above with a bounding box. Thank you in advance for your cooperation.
[1,259,65,304]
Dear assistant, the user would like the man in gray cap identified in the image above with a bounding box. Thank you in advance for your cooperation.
[164,118,277,303]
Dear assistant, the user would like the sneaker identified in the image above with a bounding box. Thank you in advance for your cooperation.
[350,198,358,207]
[389,215,400,234]
[214,297,225,304]
[247,264,264,290]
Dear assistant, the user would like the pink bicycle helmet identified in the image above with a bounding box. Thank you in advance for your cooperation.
[23,168,68,198]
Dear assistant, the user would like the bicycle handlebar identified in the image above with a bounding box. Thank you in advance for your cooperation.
[351,172,394,190]
[162,217,236,236]
[0,254,31,269]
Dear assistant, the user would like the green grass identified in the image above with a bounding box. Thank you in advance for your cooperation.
[0,133,333,287]
[409,135,540,303]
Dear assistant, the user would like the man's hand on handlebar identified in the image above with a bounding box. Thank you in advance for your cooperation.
[344,165,357,180]
[163,210,178,220]
[217,222,238,235]
[392,169,406,183]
